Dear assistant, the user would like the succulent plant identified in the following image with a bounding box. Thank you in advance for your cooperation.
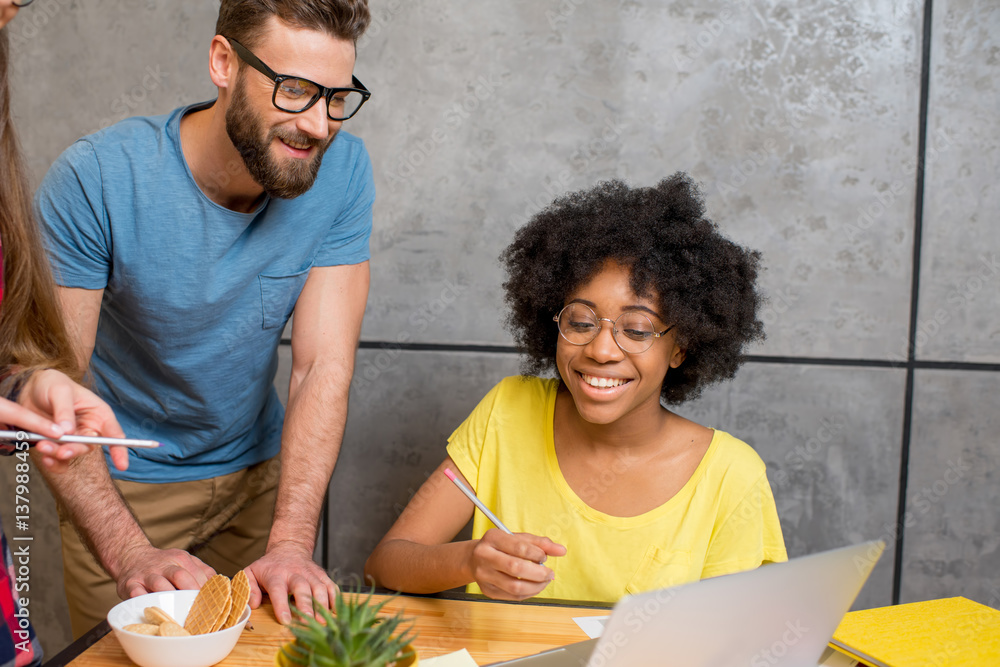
[279,589,416,667]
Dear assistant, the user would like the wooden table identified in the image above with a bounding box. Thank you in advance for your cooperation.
[63,595,611,666]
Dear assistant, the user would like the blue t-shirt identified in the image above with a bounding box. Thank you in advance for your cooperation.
[36,101,374,483]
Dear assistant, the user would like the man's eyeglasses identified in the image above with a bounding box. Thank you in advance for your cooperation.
[554,303,674,354]
[224,36,371,121]
[11,0,34,7]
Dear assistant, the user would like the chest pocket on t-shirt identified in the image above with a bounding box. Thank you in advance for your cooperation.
[259,265,312,330]
[625,545,694,595]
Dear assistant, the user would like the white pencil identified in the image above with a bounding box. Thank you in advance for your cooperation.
[443,467,513,535]
[0,430,161,448]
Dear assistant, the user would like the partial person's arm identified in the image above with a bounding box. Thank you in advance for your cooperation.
[3,367,128,471]
[243,261,368,624]
[0,377,68,460]
[365,458,565,601]
[35,287,215,599]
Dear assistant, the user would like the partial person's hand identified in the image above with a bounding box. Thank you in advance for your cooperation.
[0,395,66,440]
[0,0,24,29]
[245,540,339,625]
[18,369,130,472]
[115,543,217,600]
[469,529,566,601]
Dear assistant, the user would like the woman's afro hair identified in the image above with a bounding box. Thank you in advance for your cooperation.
[500,173,765,404]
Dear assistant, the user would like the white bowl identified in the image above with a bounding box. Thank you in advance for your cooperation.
[107,589,250,667]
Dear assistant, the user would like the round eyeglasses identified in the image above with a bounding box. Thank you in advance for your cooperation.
[11,0,34,6]
[554,303,674,354]
[225,36,371,121]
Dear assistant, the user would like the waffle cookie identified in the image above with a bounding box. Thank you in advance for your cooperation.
[211,595,233,633]
[184,574,232,635]
[123,623,160,635]
[223,569,251,630]
[144,606,179,626]
[158,621,191,637]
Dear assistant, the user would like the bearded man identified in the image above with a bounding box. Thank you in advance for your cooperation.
[35,0,374,637]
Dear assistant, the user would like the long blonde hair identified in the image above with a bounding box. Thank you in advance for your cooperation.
[0,29,80,382]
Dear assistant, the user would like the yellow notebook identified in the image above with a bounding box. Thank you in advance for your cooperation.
[829,597,1000,666]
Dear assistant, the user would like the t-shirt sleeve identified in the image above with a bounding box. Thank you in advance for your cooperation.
[701,470,788,579]
[35,140,112,289]
[313,141,374,267]
[445,380,505,490]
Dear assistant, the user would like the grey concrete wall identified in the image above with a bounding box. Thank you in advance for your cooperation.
[0,0,997,658]
[915,0,1000,363]
[903,370,1000,608]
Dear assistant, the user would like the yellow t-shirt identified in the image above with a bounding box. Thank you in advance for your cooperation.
[446,376,787,603]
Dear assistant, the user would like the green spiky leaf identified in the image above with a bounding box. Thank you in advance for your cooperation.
[280,587,417,667]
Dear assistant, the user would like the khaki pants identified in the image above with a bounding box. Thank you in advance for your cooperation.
[59,456,280,638]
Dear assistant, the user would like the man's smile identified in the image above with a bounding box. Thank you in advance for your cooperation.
[278,136,315,157]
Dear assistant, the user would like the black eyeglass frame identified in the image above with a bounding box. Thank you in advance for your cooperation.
[224,36,371,121]
[11,0,34,7]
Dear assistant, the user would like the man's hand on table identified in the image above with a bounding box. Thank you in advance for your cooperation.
[116,543,217,599]
[245,540,339,625]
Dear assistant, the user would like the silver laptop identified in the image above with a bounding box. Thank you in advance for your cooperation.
[487,540,885,667]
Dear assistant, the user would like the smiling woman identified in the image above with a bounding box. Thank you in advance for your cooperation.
[365,173,788,604]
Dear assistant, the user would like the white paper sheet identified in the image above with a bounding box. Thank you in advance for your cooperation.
[572,615,609,639]
[421,648,479,667]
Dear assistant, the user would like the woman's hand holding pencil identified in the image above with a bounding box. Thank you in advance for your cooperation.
[468,528,566,601]
[443,467,566,601]
[10,369,133,472]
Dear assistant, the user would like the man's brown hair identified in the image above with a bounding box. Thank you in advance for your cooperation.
[216,0,370,49]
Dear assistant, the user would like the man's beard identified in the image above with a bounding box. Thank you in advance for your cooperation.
[225,76,336,199]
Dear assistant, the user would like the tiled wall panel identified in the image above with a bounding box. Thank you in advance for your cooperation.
[902,370,1000,607]
[915,0,1000,363]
